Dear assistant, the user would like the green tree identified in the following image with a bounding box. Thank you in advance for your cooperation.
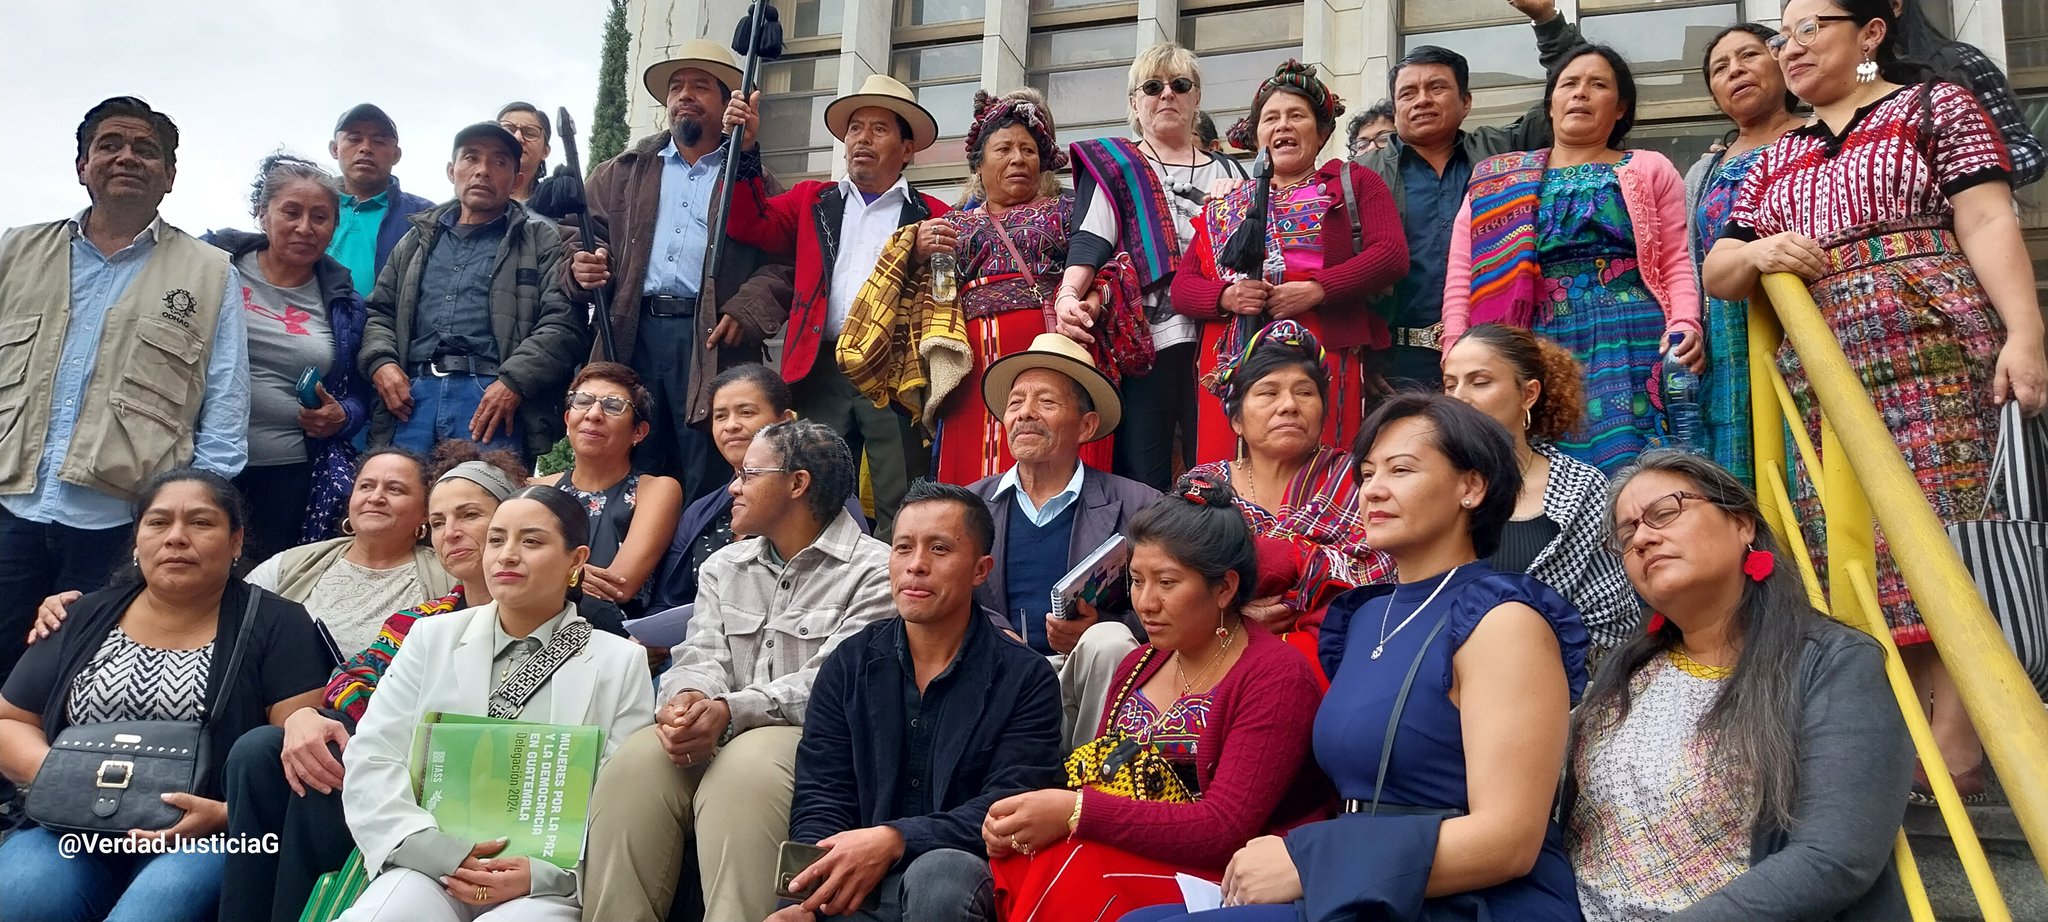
[589,0,631,170]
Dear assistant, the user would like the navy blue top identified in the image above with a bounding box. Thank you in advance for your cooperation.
[1391,142,1474,330]
[1308,562,1588,920]
[1001,500,1078,656]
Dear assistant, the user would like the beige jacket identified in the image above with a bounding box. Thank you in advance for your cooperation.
[657,508,893,733]
[0,219,232,501]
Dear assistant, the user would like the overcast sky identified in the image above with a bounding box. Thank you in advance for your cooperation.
[0,0,607,234]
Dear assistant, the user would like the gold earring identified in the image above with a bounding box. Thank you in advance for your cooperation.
[568,569,582,589]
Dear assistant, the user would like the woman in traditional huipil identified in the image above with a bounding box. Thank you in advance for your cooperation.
[1169,60,1408,464]
[1443,44,1704,477]
[1702,0,2046,801]
[932,89,1123,484]
[1684,24,1806,486]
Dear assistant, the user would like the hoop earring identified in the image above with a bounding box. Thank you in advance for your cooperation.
[416,523,429,541]
[341,518,355,536]
[1524,407,1533,432]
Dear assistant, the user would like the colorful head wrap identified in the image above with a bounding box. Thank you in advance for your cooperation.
[1225,60,1345,151]
[1205,318,1328,404]
[964,89,1067,172]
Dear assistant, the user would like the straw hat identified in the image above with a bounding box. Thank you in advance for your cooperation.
[825,74,940,152]
[981,334,1122,441]
[642,40,745,103]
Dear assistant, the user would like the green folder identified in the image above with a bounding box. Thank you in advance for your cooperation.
[409,712,605,870]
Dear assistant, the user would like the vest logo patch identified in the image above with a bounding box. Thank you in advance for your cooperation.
[161,289,198,327]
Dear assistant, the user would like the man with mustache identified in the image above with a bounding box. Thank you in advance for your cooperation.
[721,74,952,540]
[358,123,588,462]
[0,96,248,684]
[1356,0,1583,393]
[326,103,432,297]
[965,335,1158,749]
[569,41,795,501]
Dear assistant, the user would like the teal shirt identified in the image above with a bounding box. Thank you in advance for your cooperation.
[329,190,390,295]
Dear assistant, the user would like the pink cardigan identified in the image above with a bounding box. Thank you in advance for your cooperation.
[1072,627,1330,872]
[1441,148,1701,352]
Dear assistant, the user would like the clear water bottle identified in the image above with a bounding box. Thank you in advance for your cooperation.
[1663,332,1704,451]
[929,252,957,306]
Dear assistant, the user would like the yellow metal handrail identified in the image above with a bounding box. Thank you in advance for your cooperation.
[1747,272,2048,909]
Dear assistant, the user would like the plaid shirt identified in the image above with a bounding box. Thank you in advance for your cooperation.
[1935,41,2043,188]
[836,225,971,428]
[658,509,894,733]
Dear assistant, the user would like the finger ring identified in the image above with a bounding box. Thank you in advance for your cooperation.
[475,886,489,902]
[684,753,694,766]
[1009,836,1022,851]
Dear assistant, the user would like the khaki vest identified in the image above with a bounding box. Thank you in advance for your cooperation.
[0,219,232,502]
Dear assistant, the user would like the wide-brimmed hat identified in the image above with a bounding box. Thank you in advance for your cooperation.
[643,40,745,103]
[981,334,1122,441]
[825,74,939,153]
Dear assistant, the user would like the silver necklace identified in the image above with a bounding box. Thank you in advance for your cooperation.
[1374,565,1460,660]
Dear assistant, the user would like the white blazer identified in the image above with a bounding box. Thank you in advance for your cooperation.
[341,602,655,886]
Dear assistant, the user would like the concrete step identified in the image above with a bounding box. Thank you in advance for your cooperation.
[1903,801,2047,921]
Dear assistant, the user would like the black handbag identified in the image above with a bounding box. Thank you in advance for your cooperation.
[23,589,260,834]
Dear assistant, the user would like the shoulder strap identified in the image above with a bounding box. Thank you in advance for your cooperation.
[986,209,1038,288]
[1369,612,1455,815]
[1102,646,1160,730]
[487,617,594,720]
[201,586,264,725]
[1338,165,1364,255]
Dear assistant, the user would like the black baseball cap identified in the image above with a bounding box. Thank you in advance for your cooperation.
[451,122,522,163]
[334,103,398,137]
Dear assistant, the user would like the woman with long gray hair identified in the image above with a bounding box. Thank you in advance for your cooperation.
[1568,450,1911,919]
[204,153,372,558]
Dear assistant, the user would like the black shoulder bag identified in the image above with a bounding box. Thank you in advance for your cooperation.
[24,589,261,834]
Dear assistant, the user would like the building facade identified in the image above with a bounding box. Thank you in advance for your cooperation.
[624,0,2047,284]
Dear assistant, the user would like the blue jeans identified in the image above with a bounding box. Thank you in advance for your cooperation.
[392,373,520,456]
[823,848,993,922]
[0,826,226,922]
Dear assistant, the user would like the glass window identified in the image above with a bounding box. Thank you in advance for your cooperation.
[1180,5,1305,135]
[2011,0,2048,78]
[1027,23,1138,135]
[899,0,987,27]
[895,42,983,165]
[1401,23,1549,122]
[759,56,841,179]
[1030,0,1124,11]
[1402,0,1520,32]
[1580,4,1736,107]
[789,0,845,38]
[1627,119,1726,177]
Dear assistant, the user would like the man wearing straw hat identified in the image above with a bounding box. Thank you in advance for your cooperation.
[721,74,952,540]
[968,333,1158,749]
[568,40,796,500]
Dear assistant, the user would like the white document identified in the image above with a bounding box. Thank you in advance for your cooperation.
[1176,873,1223,912]
[623,603,694,647]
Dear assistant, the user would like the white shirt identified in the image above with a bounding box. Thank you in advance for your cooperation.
[826,176,911,336]
[994,462,1087,527]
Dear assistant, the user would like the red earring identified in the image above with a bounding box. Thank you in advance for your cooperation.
[1743,545,1776,582]
[1645,612,1667,635]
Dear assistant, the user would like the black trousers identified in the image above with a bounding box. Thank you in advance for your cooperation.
[220,725,354,922]
[0,506,125,683]
[232,461,315,564]
[1113,342,1199,492]
[632,311,723,503]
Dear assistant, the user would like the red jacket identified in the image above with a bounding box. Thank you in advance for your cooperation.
[1170,159,1407,351]
[725,176,951,382]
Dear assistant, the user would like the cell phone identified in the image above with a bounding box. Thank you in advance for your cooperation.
[312,619,346,669]
[774,841,829,902]
[295,366,324,409]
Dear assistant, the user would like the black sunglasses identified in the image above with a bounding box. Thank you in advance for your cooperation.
[1137,77,1197,97]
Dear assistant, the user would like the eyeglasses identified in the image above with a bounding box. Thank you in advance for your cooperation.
[1606,491,1711,554]
[1137,77,1197,97]
[567,391,631,417]
[733,466,792,485]
[1765,15,1857,58]
[499,122,547,142]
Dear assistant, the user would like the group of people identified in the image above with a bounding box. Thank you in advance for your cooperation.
[0,0,2042,920]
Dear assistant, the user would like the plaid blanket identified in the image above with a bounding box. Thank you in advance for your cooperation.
[837,225,972,428]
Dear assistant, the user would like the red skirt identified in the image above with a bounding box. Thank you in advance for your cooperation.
[936,309,1114,485]
[993,839,1215,922]
[1193,313,1362,464]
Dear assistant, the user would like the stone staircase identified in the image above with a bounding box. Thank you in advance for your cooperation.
[1904,790,2048,920]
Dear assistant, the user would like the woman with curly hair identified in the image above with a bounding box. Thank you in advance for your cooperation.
[1444,324,1640,652]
